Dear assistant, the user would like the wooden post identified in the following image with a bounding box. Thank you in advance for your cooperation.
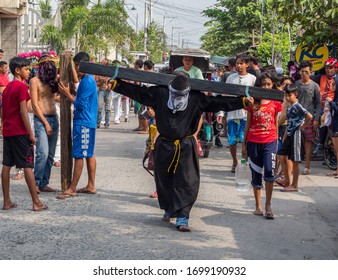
[59,51,75,192]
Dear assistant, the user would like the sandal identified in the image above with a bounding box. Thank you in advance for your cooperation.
[275,178,288,188]
[253,209,263,216]
[12,170,24,180]
[302,168,311,175]
[327,171,338,176]
[230,164,237,173]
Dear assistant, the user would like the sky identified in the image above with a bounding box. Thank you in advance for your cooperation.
[48,0,218,49]
[125,0,218,49]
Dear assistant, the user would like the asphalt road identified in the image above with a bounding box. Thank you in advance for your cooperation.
[0,115,337,260]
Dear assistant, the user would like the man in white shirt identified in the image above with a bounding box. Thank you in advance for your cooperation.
[226,54,256,172]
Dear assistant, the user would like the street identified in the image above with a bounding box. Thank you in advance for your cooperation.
[0,115,337,260]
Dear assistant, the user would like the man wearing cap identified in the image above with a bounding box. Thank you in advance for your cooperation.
[113,73,253,232]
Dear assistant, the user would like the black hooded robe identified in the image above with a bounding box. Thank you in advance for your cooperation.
[115,81,245,219]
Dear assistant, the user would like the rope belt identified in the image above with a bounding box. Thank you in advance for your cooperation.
[161,135,194,173]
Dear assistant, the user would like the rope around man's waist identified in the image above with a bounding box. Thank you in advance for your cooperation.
[161,135,194,173]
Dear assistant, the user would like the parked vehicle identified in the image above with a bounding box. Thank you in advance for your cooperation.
[169,48,221,157]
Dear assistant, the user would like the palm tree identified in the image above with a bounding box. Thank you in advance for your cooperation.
[39,0,52,19]
[41,25,64,52]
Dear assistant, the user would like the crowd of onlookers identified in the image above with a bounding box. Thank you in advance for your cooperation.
[1,47,337,228]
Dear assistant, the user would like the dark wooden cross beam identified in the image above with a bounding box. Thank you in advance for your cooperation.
[80,62,284,101]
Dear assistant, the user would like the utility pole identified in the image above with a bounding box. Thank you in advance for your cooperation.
[171,27,183,49]
[144,2,148,52]
[149,0,152,24]
[163,16,175,60]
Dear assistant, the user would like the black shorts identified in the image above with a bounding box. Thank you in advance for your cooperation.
[277,130,304,162]
[2,135,35,168]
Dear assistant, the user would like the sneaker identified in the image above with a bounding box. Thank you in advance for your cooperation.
[114,120,120,124]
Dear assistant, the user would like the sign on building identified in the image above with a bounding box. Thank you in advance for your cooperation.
[295,44,329,72]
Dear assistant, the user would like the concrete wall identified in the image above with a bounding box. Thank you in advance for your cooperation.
[0,18,19,62]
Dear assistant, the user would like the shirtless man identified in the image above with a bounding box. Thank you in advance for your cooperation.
[30,54,59,192]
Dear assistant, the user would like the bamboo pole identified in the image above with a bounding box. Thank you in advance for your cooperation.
[59,51,75,192]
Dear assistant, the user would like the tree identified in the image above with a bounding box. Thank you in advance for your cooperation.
[41,25,64,52]
[271,0,338,46]
[61,0,131,58]
[201,0,262,56]
[146,22,165,63]
[39,0,52,19]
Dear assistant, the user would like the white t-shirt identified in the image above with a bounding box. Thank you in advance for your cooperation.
[225,72,256,120]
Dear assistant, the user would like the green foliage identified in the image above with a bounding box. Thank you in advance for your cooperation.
[41,25,64,52]
[128,22,164,63]
[39,0,52,19]
[270,0,338,46]
[255,31,291,69]
[201,0,261,56]
[60,0,131,59]
[146,22,165,63]
[202,0,338,64]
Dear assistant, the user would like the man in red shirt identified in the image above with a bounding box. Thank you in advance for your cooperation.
[1,57,47,211]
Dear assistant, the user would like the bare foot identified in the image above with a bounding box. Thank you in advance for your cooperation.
[2,202,18,210]
[39,186,58,192]
[33,204,48,211]
[56,188,78,199]
[77,187,96,194]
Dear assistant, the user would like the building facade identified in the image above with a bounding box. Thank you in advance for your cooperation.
[0,0,28,61]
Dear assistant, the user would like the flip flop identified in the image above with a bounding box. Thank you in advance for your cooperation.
[275,178,288,188]
[280,187,298,192]
[76,188,97,194]
[33,205,48,211]
[56,193,78,200]
[2,203,18,210]
[253,209,264,216]
[327,171,338,176]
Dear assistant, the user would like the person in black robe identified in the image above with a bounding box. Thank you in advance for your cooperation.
[114,73,252,232]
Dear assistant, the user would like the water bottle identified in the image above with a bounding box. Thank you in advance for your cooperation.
[235,159,251,192]
[205,124,212,141]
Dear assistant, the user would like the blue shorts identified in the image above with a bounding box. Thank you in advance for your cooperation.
[227,119,246,146]
[247,141,277,189]
[72,125,96,158]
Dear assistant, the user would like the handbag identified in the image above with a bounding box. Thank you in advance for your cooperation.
[147,149,155,171]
